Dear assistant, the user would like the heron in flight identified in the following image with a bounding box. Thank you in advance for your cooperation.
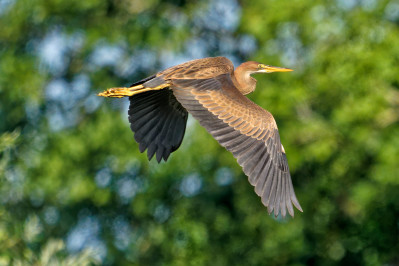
[98,56,302,217]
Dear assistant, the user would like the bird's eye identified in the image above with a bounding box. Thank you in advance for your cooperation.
[257,64,262,69]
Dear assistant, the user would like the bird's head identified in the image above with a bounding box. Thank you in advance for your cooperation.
[234,61,293,95]
[241,61,293,74]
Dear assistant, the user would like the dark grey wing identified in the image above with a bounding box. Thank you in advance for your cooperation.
[128,89,188,162]
[171,76,302,217]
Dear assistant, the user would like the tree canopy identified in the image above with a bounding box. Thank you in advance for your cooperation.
[1,0,398,265]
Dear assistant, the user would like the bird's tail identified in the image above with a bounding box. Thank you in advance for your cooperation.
[98,75,170,98]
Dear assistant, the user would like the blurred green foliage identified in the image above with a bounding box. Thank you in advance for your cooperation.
[1,0,399,265]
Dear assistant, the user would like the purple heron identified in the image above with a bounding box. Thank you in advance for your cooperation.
[98,56,302,217]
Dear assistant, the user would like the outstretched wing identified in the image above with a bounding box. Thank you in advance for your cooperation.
[126,57,233,163]
[128,89,188,162]
[171,74,302,217]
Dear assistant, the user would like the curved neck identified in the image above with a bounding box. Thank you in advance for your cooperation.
[233,65,257,95]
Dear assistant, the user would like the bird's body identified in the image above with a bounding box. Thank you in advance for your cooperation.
[98,56,302,217]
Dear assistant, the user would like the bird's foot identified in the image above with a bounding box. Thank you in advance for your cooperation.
[98,83,170,98]
[97,86,142,98]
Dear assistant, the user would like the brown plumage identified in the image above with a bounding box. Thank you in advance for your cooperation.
[98,56,302,217]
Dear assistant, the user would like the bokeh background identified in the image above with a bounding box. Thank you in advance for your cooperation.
[1,0,399,265]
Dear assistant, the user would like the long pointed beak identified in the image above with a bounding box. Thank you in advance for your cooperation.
[257,65,293,73]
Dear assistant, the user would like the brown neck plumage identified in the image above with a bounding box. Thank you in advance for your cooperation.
[233,64,257,95]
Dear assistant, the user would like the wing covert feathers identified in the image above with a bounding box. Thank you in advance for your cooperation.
[159,57,234,80]
[172,78,302,217]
